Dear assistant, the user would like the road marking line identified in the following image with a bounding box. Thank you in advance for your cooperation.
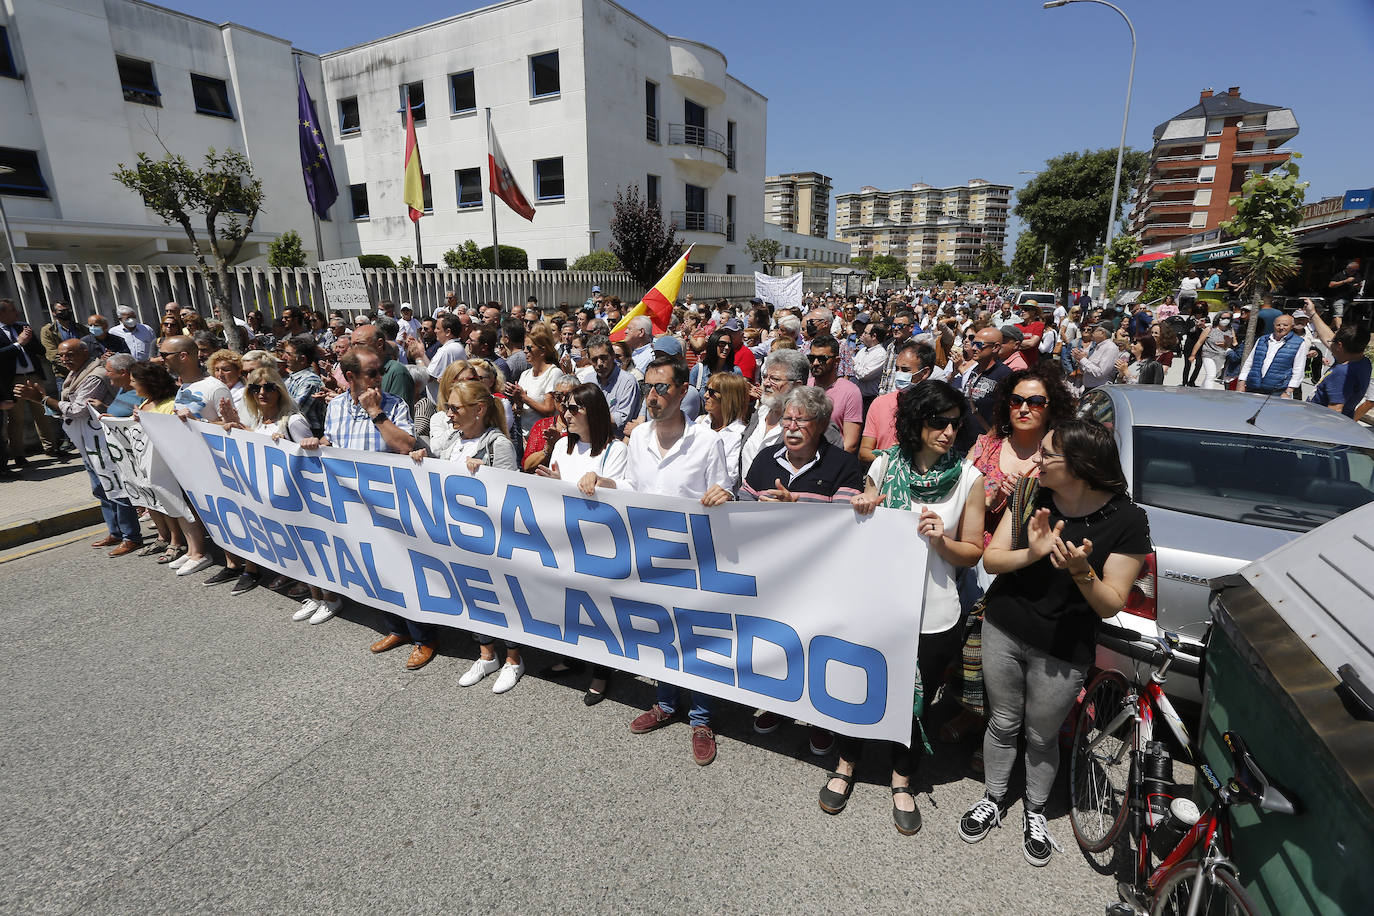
[0,529,100,564]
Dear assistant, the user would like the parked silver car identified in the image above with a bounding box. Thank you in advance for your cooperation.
[1077,386,1374,701]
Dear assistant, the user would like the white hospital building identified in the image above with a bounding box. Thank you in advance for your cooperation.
[0,0,766,273]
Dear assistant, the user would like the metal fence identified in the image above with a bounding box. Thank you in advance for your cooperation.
[0,262,761,328]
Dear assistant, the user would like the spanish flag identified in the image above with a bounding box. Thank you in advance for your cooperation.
[610,246,693,342]
[403,98,424,222]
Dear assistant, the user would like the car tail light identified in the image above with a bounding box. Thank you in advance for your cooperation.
[1123,552,1158,621]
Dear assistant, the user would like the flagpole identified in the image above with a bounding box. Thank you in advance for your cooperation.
[414,221,422,267]
[487,108,500,271]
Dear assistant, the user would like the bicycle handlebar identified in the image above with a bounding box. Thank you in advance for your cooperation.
[1097,622,1204,682]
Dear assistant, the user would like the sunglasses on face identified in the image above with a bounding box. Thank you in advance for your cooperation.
[355,368,382,378]
[1009,394,1049,409]
[247,384,277,396]
[703,388,721,399]
[443,403,473,416]
[924,415,964,431]
[807,353,833,363]
[645,382,674,396]
[562,403,584,415]
[968,341,994,351]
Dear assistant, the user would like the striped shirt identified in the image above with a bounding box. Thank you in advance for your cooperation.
[323,390,413,452]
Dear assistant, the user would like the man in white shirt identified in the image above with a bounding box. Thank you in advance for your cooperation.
[625,315,655,375]
[851,320,889,406]
[419,313,467,402]
[1237,314,1309,397]
[592,355,728,766]
[109,305,155,361]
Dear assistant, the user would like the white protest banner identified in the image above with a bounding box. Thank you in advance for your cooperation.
[139,414,928,744]
[65,407,124,500]
[754,272,804,312]
[100,415,193,519]
[318,257,371,312]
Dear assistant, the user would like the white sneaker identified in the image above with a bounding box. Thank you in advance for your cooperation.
[167,554,189,570]
[309,598,341,625]
[293,599,320,622]
[491,660,525,694]
[175,556,214,577]
[458,656,501,687]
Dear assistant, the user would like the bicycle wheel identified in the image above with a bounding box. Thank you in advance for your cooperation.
[1069,669,1133,852]
[1150,862,1257,916]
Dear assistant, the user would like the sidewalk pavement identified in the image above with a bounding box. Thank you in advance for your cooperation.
[0,455,102,551]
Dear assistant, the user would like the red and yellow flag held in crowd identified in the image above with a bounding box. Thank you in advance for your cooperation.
[609,246,693,342]
[402,98,424,222]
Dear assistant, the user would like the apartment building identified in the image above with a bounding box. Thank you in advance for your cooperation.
[763,171,831,238]
[833,179,1010,274]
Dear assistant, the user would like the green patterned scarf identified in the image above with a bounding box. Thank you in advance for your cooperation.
[876,446,964,509]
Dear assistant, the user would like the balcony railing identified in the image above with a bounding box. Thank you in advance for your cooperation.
[1156,153,1204,163]
[668,123,727,154]
[1235,147,1291,158]
[646,115,659,143]
[671,210,725,234]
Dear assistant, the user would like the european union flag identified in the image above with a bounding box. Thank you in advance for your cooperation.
[297,68,337,219]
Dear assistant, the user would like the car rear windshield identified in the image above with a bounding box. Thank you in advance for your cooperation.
[1134,427,1374,533]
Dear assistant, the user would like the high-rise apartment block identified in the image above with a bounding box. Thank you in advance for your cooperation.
[1127,86,1298,244]
[834,179,1010,275]
[764,172,831,237]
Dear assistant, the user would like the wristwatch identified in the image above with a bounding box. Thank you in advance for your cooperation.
[1072,568,1096,585]
[369,411,386,425]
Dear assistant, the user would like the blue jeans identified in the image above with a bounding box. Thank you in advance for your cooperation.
[656,683,714,727]
[383,612,430,645]
[86,467,141,542]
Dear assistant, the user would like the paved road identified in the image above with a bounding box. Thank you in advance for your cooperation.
[2,528,1123,915]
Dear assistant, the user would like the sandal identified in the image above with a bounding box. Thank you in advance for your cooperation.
[819,771,856,815]
[140,540,169,558]
[157,545,187,565]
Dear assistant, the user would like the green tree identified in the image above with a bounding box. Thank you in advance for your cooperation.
[443,240,487,269]
[113,148,263,331]
[397,255,415,269]
[918,262,961,284]
[745,235,782,275]
[977,243,1005,283]
[571,250,623,271]
[1221,155,1307,356]
[1142,254,1185,303]
[1103,233,1142,297]
[1014,148,1148,307]
[357,254,396,268]
[1010,230,1052,286]
[481,245,528,270]
[867,254,907,283]
[610,184,682,289]
[267,229,307,268]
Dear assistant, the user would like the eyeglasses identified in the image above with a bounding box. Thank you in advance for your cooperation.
[247,384,277,396]
[806,353,833,363]
[356,368,382,378]
[562,403,584,415]
[703,387,721,400]
[763,374,795,385]
[156,350,177,358]
[924,415,964,431]
[443,403,472,416]
[968,341,993,351]
[645,381,674,396]
[779,415,815,429]
[1009,394,1049,409]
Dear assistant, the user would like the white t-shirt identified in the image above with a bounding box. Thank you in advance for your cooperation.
[695,414,746,492]
[175,376,232,422]
[865,456,982,635]
[551,436,629,483]
[517,364,568,437]
[1179,277,1203,292]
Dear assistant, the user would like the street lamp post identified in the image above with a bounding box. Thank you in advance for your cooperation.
[1044,0,1136,302]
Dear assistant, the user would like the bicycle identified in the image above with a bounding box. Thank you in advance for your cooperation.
[1068,625,1300,915]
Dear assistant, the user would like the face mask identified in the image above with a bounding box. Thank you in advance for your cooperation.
[892,370,915,391]
[121,317,137,329]
[89,326,105,337]
[1219,319,1231,327]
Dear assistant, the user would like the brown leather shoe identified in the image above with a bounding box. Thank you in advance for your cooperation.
[109,540,141,557]
[370,633,409,654]
[692,725,717,766]
[91,534,121,548]
[405,643,437,670]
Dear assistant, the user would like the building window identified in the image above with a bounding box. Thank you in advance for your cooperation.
[350,183,369,220]
[449,70,475,114]
[726,194,736,242]
[646,173,660,210]
[0,26,18,79]
[530,51,559,98]
[338,96,360,135]
[421,173,433,213]
[0,148,49,198]
[1189,212,1207,228]
[725,264,735,274]
[456,167,482,209]
[116,56,160,106]
[1202,141,1220,160]
[645,80,659,142]
[1206,118,1224,136]
[401,81,425,123]
[685,183,707,230]
[535,157,564,201]
[684,98,706,145]
[726,120,737,171]
[538,258,567,271]
[190,74,233,118]
[1193,189,1212,207]
[1198,165,1216,183]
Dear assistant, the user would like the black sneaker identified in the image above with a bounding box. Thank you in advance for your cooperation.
[202,567,238,587]
[230,572,260,596]
[958,794,1007,844]
[1022,807,1059,867]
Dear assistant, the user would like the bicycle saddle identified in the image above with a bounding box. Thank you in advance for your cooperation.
[1224,731,1299,816]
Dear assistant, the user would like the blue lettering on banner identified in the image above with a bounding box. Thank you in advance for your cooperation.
[264,447,303,511]
[222,436,262,503]
[735,614,804,702]
[261,517,298,564]
[563,497,631,579]
[295,526,334,582]
[361,542,404,608]
[628,507,695,589]
[675,608,735,686]
[808,635,887,725]
[497,485,557,568]
[357,463,405,535]
[200,432,241,495]
[451,563,507,627]
[689,514,758,597]
[443,475,494,554]
[611,597,680,669]
[322,458,364,525]
[395,469,447,544]
[562,589,626,657]
[241,505,276,561]
[409,550,464,616]
[187,490,223,540]
[508,574,561,640]
[286,525,318,577]
[217,497,256,553]
[333,536,375,598]
[289,453,333,522]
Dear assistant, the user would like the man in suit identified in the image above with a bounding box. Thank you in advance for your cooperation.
[0,298,61,473]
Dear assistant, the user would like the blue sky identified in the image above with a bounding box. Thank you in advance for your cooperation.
[176,0,1374,245]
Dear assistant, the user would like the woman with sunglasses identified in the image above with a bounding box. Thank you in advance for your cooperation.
[695,372,751,493]
[959,418,1150,867]
[833,380,986,835]
[534,383,629,704]
[521,375,578,471]
[1115,335,1165,385]
[941,366,1076,762]
[507,326,568,442]
[155,315,185,351]
[689,330,740,393]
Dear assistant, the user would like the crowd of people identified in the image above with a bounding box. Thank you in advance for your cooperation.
[11,271,1368,862]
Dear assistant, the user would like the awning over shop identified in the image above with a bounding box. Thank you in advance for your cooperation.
[1132,252,1172,265]
[1188,244,1243,263]
[1296,217,1374,247]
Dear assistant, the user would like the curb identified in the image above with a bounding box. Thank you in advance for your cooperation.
[0,503,104,551]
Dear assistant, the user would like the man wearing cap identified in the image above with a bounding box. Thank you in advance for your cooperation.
[720,317,757,381]
[1000,324,1030,372]
[584,286,603,312]
[399,303,421,339]
[109,306,155,361]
